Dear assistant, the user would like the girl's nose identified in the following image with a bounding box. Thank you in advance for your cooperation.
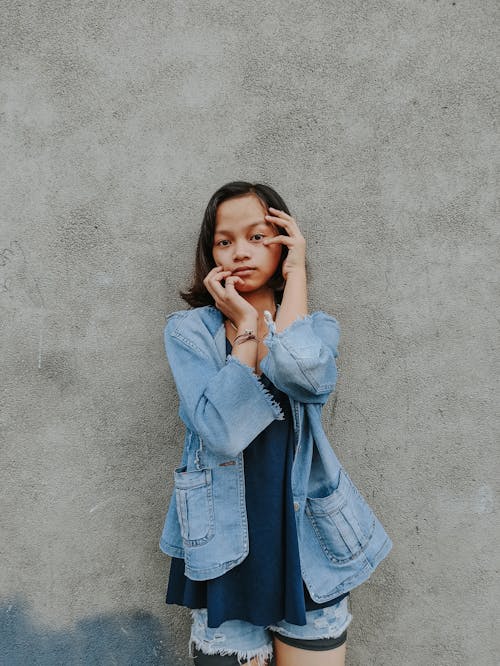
[233,244,251,259]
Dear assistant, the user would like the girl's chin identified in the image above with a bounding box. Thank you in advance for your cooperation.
[235,282,270,293]
[234,279,254,289]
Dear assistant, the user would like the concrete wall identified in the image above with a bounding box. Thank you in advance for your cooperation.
[1,1,498,664]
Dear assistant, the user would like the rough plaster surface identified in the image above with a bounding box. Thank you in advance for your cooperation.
[1,1,498,664]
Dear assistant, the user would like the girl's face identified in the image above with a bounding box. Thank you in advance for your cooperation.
[212,194,283,292]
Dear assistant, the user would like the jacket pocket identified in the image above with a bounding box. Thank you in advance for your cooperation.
[305,467,375,563]
[174,465,215,547]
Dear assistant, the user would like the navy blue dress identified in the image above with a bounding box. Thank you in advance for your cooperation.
[165,336,349,628]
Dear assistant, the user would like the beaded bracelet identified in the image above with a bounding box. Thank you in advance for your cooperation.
[233,331,261,346]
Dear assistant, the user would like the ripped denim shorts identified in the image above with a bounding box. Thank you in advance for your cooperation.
[188,595,353,666]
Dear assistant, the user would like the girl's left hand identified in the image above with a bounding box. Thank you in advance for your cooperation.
[263,207,306,280]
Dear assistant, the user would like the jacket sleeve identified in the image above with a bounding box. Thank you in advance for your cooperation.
[163,313,285,458]
[259,311,340,404]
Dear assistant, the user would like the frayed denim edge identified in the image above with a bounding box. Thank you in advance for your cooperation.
[188,635,274,666]
[226,354,285,421]
[267,607,353,641]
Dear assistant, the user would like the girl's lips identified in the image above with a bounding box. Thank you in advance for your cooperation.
[232,268,254,276]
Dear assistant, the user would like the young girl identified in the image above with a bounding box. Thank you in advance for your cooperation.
[159,181,393,666]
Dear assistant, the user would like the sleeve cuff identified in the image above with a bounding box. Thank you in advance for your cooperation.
[225,353,285,421]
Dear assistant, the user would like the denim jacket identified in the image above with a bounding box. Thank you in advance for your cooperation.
[159,303,393,603]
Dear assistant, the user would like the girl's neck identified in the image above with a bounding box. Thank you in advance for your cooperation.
[224,291,278,330]
[239,288,277,320]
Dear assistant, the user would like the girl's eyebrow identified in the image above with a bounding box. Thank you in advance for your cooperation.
[214,220,273,236]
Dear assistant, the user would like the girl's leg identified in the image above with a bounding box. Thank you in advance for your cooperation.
[267,596,352,666]
[272,635,346,666]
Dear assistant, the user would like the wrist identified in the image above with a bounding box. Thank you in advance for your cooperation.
[237,318,258,332]
[233,333,259,346]
[285,266,306,279]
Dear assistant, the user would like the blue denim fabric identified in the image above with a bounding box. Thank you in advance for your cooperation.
[188,595,352,665]
[159,303,393,602]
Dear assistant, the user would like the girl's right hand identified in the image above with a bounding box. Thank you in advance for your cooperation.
[203,266,258,326]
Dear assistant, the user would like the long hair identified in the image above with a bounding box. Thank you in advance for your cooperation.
[179,181,295,308]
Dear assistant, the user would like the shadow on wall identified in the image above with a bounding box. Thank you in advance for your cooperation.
[0,596,181,665]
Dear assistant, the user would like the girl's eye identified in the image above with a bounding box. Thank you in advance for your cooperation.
[216,234,265,247]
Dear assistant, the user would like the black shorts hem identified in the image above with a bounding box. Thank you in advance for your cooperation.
[270,627,347,651]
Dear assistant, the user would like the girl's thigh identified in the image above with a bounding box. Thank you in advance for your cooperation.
[271,636,346,666]
[267,597,352,666]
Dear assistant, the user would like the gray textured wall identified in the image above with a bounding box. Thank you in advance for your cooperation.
[1,1,498,664]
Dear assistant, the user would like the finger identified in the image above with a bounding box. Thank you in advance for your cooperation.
[217,277,242,297]
[267,208,299,228]
[205,270,232,298]
[205,268,231,284]
[204,266,226,284]
[209,266,229,278]
[265,213,296,225]
[212,269,232,281]
[224,275,243,287]
[263,235,294,247]
[214,272,241,290]
[268,207,292,219]
[265,214,300,234]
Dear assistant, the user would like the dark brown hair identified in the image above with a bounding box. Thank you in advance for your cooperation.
[179,181,294,308]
